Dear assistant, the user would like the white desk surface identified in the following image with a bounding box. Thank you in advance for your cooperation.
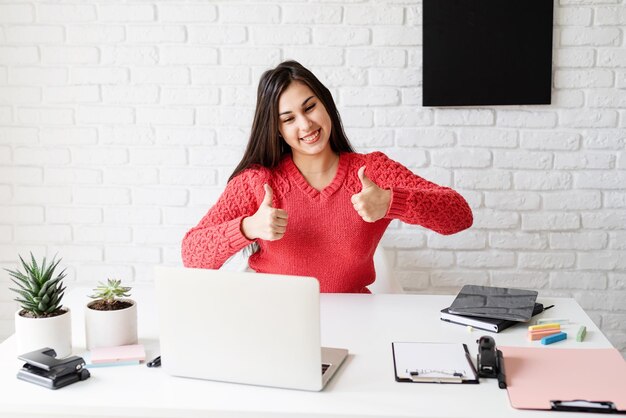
[0,286,616,418]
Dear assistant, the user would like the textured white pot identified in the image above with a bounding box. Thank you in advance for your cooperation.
[14,307,72,358]
[85,299,138,350]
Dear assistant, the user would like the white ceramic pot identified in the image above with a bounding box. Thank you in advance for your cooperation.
[85,299,138,350]
[14,307,72,358]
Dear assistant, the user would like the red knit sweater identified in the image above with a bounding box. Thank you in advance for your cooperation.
[181,152,473,293]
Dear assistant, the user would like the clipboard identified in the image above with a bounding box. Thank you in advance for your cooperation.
[392,342,478,384]
[500,346,626,414]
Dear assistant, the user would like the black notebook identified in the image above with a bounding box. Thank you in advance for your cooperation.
[448,285,539,322]
[441,303,545,333]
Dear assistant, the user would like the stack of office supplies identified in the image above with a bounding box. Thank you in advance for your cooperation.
[440,285,546,333]
[86,344,146,368]
[527,323,561,340]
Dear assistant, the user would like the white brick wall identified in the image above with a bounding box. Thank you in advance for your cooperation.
[0,0,625,356]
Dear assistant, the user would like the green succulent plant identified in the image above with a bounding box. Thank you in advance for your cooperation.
[5,253,67,318]
[89,279,132,305]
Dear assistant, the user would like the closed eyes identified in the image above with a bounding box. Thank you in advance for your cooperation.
[280,103,317,124]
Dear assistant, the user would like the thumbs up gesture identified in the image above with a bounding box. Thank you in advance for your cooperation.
[241,184,288,241]
[350,166,391,223]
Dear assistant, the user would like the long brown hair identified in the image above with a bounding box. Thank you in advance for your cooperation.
[229,60,354,182]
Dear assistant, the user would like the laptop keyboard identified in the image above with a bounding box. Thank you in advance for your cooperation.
[321,363,330,375]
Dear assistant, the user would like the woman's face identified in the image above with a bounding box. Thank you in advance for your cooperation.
[277,81,333,159]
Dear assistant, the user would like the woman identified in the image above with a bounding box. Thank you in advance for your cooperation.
[182,61,473,293]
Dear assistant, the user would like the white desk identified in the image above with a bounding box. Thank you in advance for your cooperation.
[0,287,615,418]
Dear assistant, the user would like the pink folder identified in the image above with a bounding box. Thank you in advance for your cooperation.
[500,346,626,412]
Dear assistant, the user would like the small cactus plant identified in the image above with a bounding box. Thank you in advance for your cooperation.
[88,279,132,311]
[5,253,67,318]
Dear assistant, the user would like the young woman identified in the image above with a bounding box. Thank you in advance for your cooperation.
[181,61,473,293]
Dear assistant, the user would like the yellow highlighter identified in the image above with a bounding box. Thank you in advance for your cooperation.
[528,323,561,332]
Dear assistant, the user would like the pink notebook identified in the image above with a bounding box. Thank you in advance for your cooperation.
[500,346,626,412]
[90,344,146,364]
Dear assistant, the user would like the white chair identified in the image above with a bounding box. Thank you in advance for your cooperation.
[368,245,404,294]
[219,248,252,272]
[220,244,404,294]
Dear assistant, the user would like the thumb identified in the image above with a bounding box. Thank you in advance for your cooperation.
[262,183,274,207]
[357,166,375,189]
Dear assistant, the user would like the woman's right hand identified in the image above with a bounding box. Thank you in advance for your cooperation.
[241,184,288,241]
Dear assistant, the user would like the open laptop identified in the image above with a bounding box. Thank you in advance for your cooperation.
[154,266,348,391]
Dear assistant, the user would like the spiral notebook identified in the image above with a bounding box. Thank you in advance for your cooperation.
[392,342,478,384]
[440,303,545,333]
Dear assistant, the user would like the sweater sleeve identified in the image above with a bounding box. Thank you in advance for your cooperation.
[366,152,473,235]
[181,168,267,269]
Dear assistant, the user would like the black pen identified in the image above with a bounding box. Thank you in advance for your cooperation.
[147,356,161,368]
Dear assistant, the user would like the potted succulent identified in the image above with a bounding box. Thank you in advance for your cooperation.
[6,253,72,357]
[85,279,138,349]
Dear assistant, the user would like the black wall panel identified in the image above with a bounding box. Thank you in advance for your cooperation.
[423,0,554,106]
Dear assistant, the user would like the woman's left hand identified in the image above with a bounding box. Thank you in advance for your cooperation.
[350,166,392,223]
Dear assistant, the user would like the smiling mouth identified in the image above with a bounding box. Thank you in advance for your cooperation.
[300,129,320,144]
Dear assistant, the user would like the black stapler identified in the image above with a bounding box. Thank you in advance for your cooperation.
[17,347,90,389]
[476,336,507,389]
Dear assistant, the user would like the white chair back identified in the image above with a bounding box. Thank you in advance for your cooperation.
[220,244,403,294]
[368,245,404,294]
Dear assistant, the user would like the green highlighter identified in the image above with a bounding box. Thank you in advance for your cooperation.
[576,325,587,342]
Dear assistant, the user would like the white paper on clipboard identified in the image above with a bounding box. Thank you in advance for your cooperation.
[392,342,478,383]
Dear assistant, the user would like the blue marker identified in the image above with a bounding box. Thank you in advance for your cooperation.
[541,332,567,345]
